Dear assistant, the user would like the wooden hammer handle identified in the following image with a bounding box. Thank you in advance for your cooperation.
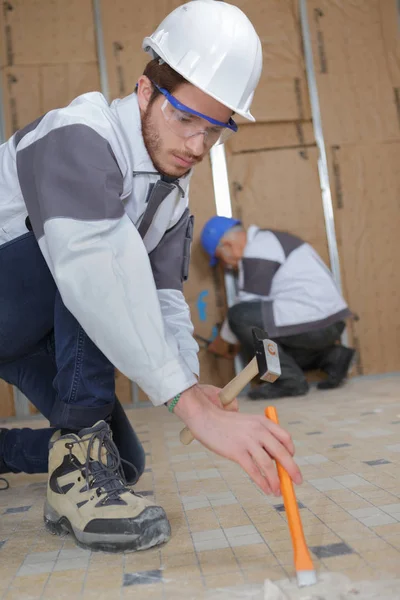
[179,356,259,446]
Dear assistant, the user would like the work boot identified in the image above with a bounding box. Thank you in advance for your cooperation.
[0,429,10,490]
[317,346,355,390]
[248,379,309,400]
[44,421,170,553]
[0,428,9,475]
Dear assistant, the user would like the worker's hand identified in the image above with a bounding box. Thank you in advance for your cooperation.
[175,385,302,496]
[207,335,240,359]
[197,383,239,412]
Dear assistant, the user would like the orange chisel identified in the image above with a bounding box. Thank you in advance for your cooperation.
[265,406,317,587]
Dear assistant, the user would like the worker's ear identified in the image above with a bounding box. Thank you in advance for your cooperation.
[221,238,233,252]
[137,76,154,111]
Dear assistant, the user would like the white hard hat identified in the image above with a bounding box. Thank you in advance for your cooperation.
[142,0,262,122]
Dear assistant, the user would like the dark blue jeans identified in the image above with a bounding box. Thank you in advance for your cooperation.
[0,232,145,481]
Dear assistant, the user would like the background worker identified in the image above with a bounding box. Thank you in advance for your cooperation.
[201,217,355,400]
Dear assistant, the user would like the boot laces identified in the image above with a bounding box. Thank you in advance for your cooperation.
[69,426,134,502]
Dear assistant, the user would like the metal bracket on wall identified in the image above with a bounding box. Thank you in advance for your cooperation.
[299,0,348,346]
[92,0,141,406]
[92,0,110,104]
[210,145,244,376]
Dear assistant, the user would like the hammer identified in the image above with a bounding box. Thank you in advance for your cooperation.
[179,327,281,445]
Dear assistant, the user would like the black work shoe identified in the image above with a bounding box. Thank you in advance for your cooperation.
[0,429,10,490]
[248,380,309,400]
[0,429,9,475]
[44,421,171,553]
[317,346,356,390]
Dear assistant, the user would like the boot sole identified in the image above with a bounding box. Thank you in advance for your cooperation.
[44,501,171,553]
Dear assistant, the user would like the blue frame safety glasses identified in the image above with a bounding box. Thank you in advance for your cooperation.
[151,81,238,147]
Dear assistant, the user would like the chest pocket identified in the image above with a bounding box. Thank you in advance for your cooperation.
[148,208,194,291]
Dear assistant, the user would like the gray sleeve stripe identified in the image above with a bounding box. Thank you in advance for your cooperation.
[269,230,304,258]
[16,124,124,240]
[13,115,45,148]
[149,208,191,291]
[242,257,281,296]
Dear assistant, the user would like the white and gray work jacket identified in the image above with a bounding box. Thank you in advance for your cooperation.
[221,226,352,343]
[0,91,200,406]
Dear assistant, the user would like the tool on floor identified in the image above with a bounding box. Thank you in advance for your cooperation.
[179,327,281,445]
[265,406,317,588]
[195,330,238,359]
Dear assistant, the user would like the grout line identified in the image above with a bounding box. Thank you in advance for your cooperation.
[141,421,165,600]
[79,546,92,598]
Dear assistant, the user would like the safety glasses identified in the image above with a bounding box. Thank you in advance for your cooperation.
[152,82,238,147]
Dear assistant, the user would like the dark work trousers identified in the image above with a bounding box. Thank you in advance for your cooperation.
[0,232,145,481]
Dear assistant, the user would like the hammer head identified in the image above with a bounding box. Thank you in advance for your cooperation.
[252,327,281,383]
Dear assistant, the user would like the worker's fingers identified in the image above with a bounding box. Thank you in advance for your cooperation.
[260,418,295,456]
[249,447,280,496]
[237,452,273,496]
[223,398,239,412]
[260,432,302,486]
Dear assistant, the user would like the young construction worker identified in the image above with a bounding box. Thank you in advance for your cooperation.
[201,217,355,398]
[0,1,302,553]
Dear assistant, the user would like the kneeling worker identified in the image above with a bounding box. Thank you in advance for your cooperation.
[201,217,355,399]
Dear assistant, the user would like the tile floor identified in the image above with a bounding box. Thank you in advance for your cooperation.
[1,374,400,599]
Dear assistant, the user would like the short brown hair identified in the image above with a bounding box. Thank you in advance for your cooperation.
[142,59,187,104]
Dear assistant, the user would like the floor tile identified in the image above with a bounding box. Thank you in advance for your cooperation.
[379,503,400,515]
[194,538,230,551]
[274,501,305,512]
[334,474,371,488]
[22,551,59,564]
[4,505,32,515]
[17,562,54,577]
[309,478,345,491]
[358,514,397,527]
[310,542,354,558]
[191,529,225,542]
[123,569,163,586]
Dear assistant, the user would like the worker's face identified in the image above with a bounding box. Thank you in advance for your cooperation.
[137,76,233,178]
[216,239,242,270]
